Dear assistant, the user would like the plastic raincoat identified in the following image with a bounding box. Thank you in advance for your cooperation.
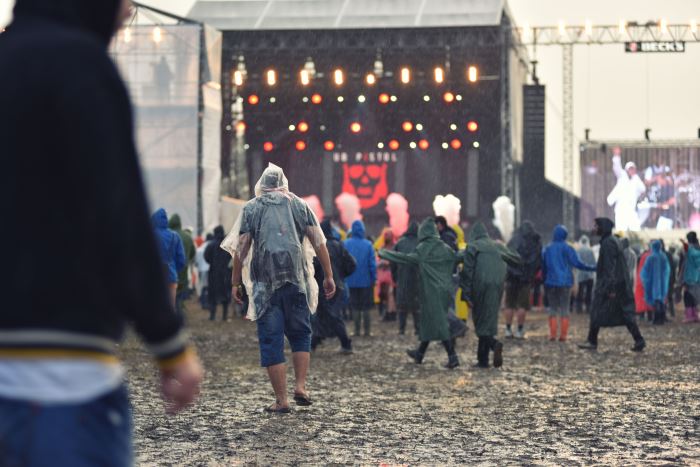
[640,240,670,305]
[378,219,457,342]
[220,164,325,320]
[460,222,521,337]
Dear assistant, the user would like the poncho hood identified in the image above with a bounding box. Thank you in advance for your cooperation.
[595,217,615,238]
[552,224,568,242]
[468,222,489,242]
[350,220,366,239]
[651,240,662,253]
[418,218,440,242]
[152,208,169,230]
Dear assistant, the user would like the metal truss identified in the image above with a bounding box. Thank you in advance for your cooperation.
[514,23,700,46]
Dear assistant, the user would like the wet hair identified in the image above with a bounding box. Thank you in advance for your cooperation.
[687,231,698,246]
[435,216,448,228]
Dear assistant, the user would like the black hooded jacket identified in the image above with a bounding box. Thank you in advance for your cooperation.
[0,0,188,362]
[314,220,356,303]
[506,221,542,285]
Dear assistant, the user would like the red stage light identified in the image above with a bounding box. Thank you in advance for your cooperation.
[418,139,430,150]
[350,122,362,133]
[295,140,307,151]
[248,94,259,105]
[443,92,455,103]
[324,141,335,151]
[311,93,323,104]
[298,121,309,133]
[235,121,246,132]
[467,120,479,132]
[388,139,400,150]
[379,93,390,104]
[402,121,413,132]
[263,142,274,152]
[450,139,462,150]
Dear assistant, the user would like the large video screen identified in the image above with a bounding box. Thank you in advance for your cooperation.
[580,143,700,231]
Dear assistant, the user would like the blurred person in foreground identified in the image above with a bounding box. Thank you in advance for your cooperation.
[223,164,335,413]
[0,0,203,465]
[579,218,646,352]
[460,223,520,368]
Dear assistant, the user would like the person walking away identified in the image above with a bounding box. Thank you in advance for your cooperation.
[196,233,212,307]
[152,208,186,307]
[503,221,542,339]
[579,218,646,352]
[204,226,232,321]
[392,222,421,335]
[621,238,637,288]
[379,219,460,369]
[169,213,196,315]
[660,240,676,318]
[576,236,596,314]
[681,231,700,323]
[634,245,654,321]
[311,220,356,353]
[640,240,670,325]
[0,1,203,463]
[541,225,597,341]
[344,220,377,337]
[223,164,335,413]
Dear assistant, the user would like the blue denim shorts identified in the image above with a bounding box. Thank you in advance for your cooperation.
[256,283,312,367]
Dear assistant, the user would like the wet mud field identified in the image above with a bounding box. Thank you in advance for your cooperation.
[121,300,700,465]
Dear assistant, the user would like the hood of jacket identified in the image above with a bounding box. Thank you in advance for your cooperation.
[651,240,662,254]
[552,224,568,243]
[320,219,337,240]
[418,218,440,242]
[213,225,225,240]
[595,217,615,238]
[152,208,169,230]
[14,0,122,45]
[168,214,182,231]
[580,235,590,247]
[350,220,366,239]
[468,222,489,243]
[403,221,419,239]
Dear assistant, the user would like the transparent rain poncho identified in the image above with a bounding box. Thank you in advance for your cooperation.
[221,164,326,320]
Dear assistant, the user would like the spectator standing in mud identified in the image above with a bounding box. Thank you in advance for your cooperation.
[579,218,646,352]
[223,164,335,413]
[152,208,187,307]
[204,226,232,321]
[681,231,700,323]
[640,240,670,325]
[196,233,213,307]
[0,0,203,464]
[392,222,422,335]
[460,222,521,368]
[541,225,596,342]
[344,220,377,337]
[576,235,596,314]
[169,213,196,315]
[379,219,461,368]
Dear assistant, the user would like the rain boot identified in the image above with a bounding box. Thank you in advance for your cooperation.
[442,340,460,369]
[475,337,489,368]
[559,317,570,342]
[548,317,557,341]
[407,341,429,364]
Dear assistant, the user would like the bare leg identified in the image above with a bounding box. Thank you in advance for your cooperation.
[504,308,514,325]
[292,351,310,396]
[266,363,289,408]
[516,308,527,326]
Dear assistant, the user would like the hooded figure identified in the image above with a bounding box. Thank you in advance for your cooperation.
[391,222,421,335]
[576,235,596,314]
[169,214,196,295]
[379,219,461,368]
[579,218,645,351]
[152,208,187,287]
[620,238,637,285]
[204,226,232,321]
[460,222,520,368]
[640,240,670,324]
[343,220,377,336]
[682,231,700,323]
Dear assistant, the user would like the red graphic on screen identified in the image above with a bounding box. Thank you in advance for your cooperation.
[342,163,389,209]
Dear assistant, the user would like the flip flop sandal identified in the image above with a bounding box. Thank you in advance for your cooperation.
[293,393,312,406]
[264,404,291,414]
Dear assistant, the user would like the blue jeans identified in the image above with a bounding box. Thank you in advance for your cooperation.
[256,283,312,367]
[0,385,132,467]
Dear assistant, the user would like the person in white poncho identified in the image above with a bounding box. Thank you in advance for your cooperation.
[222,164,335,413]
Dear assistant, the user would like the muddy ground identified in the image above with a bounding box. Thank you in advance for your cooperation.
[120,299,700,466]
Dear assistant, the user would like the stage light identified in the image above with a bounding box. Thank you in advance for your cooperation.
[350,122,362,133]
[558,20,566,36]
[423,95,430,102]
[584,19,593,36]
[152,26,163,43]
[298,122,309,133]
[366,73,376,85]
[304,58,316,80]
[233,70,244,86]
[320,125,327,131]
[442,142,449,149]
[296,141,307,151]
[473,141,480,148]
[450,123,457,131]
[467,120,479,132]
[269,97,276,103]
[300,69,311,86]
[400,67,410,84]
[467,66,478,83]
[409,142,417,149]
[288,124,296,131]
[244,144,250,150]
[456,94,463,101]
[334,69,344,86]
[379,93,390,104]
[390,95,398,102]
[388,140,400,150]
[123,27,132,43]
[302,96,309,103]
[263,142,274,152]
[324,141,335,151]
[692,19,698,34]
[247,95,259,105]
[358,95,366,103]
[418,139,430,150]
[378,142,385,149]
[443,92,455,103]
[311,93,323,104]
[618,19,627,34]
[416,123,424,131]
[434,67,444,84]
[374,57,384,78]
[236,121,246,132]
[450,139,462,150]
[266,69,276,86]
[402,121,413,132]
[337,96,344,102]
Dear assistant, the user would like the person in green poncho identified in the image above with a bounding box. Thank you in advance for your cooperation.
[169,214,196,315]
[460,222,521,368]
[378,218,461,369]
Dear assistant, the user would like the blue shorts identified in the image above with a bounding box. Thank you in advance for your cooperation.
[256,283,312,367]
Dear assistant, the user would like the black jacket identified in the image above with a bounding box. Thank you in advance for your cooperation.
[506,221,542,285]
[314,220,356,304]
[204,227,233,304]
[0,0,187,362]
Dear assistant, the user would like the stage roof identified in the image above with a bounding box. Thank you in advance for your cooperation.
[187,0,508,31]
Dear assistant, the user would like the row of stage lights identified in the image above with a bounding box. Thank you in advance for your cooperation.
[235,119,479,135]
[234,65,479,88]
[246,91,471,106]
[256,138,480,153]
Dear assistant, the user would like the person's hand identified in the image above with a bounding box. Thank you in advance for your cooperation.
[233,285,244,304]
[323,277,336,300]
[160,350,204,415]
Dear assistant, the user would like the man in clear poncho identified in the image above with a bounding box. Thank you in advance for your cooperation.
[222,164,335,413]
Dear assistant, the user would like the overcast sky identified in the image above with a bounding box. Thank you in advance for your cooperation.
[2,0,698,193]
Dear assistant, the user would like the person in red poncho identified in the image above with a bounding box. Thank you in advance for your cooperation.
[635,246,654,321]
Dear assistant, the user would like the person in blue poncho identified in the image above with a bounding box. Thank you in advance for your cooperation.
[640,240,670,325]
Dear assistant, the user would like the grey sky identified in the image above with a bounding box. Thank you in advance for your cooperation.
[2,0,698,194]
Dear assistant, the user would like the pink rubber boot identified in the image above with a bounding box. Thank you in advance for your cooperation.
[684,307,699,323]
